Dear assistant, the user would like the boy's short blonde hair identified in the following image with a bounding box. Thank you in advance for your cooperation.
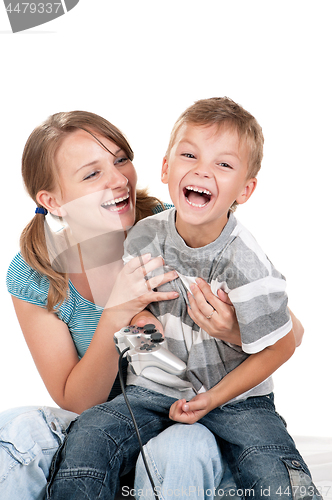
[166,97,264,181]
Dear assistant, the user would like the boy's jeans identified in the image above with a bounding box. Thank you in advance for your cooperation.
[47,386,321,500]
[0,406,77,500]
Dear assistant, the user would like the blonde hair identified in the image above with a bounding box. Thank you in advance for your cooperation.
[20,111,163,311]
[166,97,264,210]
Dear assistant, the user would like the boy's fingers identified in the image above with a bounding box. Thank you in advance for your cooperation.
[181,398,205,413]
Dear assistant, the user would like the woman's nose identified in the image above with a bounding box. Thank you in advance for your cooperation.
[104,165,128,190]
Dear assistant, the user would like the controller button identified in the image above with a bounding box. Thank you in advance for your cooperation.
[124,328,130,332]
[143,324,157,334]
[151,332,163,343]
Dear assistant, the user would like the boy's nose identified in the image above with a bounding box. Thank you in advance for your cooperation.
[193,161,212,178]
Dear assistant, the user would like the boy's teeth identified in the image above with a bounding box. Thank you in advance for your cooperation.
[186,186,212,196]
[184,186,211,207]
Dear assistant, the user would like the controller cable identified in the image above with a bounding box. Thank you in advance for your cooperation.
[118,348,160,500]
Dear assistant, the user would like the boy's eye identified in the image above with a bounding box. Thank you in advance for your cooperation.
[218,162,232,169]
[182,153,196,159]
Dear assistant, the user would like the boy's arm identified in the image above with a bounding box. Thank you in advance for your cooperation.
[169,329,295,424]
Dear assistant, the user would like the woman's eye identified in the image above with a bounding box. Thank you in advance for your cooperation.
[83,171,100,181]
[114,157,129,166]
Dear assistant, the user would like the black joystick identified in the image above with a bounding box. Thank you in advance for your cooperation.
[151,331,163,343]
[143,324,157,334]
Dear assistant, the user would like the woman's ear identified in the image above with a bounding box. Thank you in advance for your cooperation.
[161,157,169,184]
[36,190,66,217]
[236,178,257,205]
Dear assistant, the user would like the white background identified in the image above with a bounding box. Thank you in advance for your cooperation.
[0,1,331,438]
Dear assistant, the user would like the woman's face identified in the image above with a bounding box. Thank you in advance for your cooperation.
[47,129,137,239]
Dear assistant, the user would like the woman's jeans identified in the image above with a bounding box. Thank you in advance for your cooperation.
[134,422,239,500]
[0,406,77,500]
[0,405,230,500]
[46,387,321,500]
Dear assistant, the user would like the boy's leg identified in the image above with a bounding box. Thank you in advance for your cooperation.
[201,394,322,500]
[46,386,175,500]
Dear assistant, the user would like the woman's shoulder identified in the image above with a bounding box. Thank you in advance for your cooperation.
[152,202,174,214]
[6,252,50,307]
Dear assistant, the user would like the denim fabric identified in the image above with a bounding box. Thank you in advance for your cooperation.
[134,422,239,500]
[0,406,77,500]
[46,388,321,500]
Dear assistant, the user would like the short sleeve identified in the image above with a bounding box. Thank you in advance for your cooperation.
[6,253,49,308]
[220,225,292,354]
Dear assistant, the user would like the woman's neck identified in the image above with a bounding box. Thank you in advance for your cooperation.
[68,231,126,306]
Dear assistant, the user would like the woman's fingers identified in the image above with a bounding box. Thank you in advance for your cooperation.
[217,288,232,305]
[194,278,230,310]
[145,269,178,290]
[124,254,164,276]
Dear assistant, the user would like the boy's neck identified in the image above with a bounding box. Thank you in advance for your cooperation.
[175,213,229,248]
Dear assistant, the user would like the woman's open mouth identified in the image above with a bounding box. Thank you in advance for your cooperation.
[184,186,212,208]
[101,193,130,212]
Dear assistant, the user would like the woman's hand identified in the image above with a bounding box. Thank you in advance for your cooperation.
[106,254,179,326]
[187,278,241,346]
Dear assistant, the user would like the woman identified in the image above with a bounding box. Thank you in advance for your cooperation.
[2,110,257,500]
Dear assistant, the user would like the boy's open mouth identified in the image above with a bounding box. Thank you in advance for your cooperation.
[101,193,130,212]
[184,186,212,208]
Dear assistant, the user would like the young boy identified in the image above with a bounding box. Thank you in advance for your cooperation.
[48,98,320,500]
[125,97,294,419]
[122,97,319,496]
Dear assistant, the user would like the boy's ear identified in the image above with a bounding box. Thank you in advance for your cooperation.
[161,157,169,184]
[36,190,66,217]
[236,178,257,205]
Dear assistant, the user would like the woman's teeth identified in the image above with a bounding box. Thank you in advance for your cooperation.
[184,186,212,207]
[102,193,129,211]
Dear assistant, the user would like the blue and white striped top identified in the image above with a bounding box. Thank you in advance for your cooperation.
[6,203,172,359]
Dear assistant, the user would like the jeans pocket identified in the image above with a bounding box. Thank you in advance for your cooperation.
[282,458,322,500]
[0,427,42,467]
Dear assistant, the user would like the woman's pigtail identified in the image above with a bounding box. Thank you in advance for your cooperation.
[20,213,68,312]
[135,188,165,223]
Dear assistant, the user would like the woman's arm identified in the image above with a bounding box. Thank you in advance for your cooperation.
[12,255,179,415]
[12,297,121,414]
[169,329,296,424]
[187,278,304,348]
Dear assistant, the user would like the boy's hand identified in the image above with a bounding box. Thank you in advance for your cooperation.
[130,311,164,336]
[169,393,213,424]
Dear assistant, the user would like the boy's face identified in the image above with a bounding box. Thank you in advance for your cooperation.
[162,123,257,247]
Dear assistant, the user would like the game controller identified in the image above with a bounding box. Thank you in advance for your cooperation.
[114,324,186,376]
